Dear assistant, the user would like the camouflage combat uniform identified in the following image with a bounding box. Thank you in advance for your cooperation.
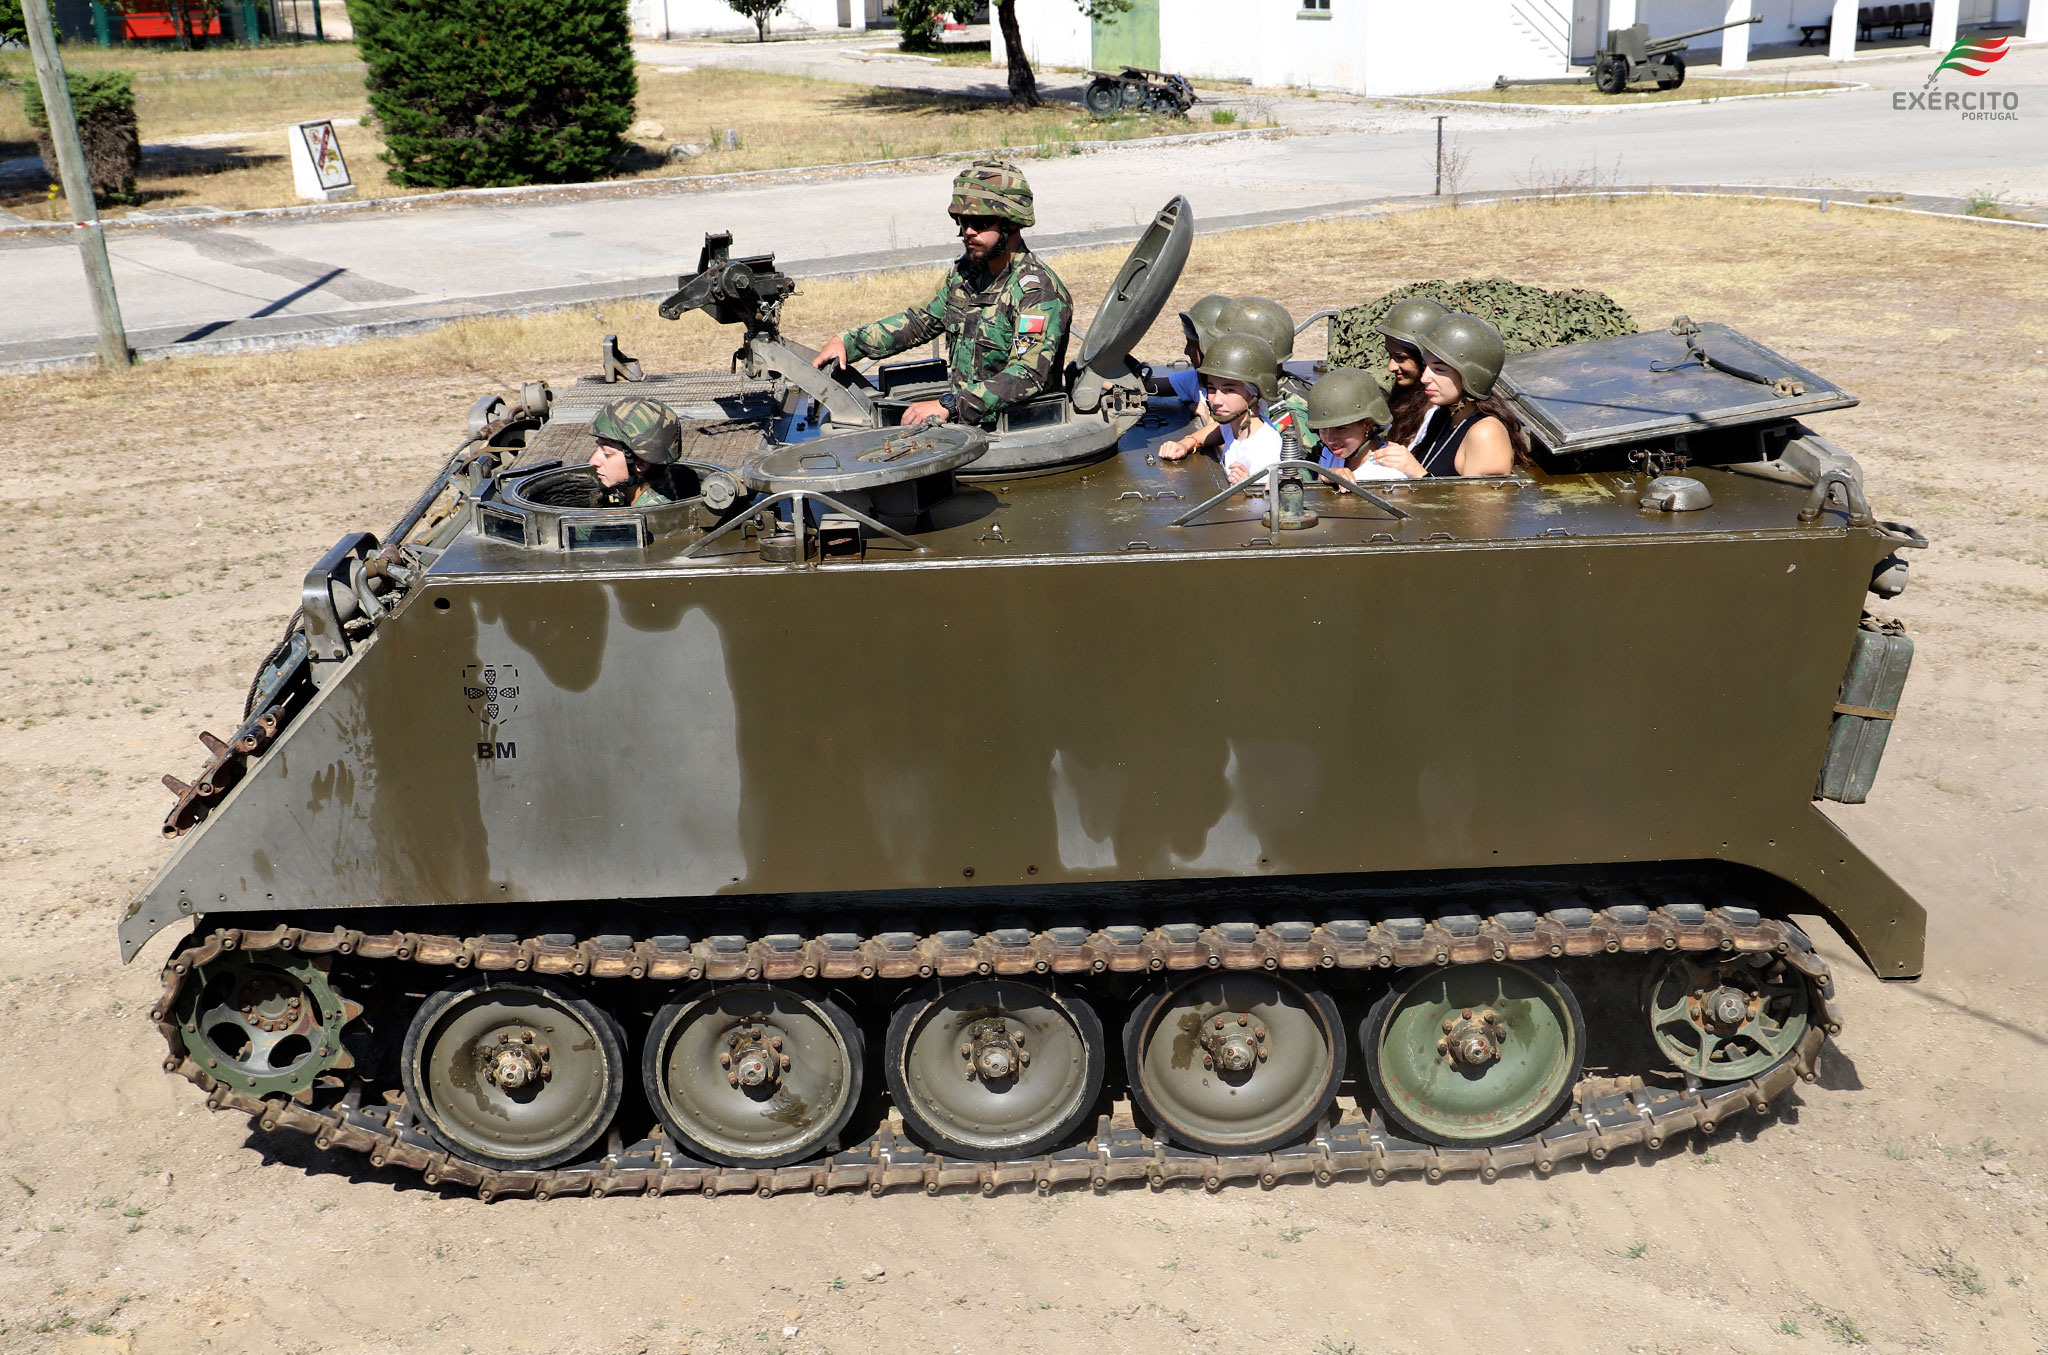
[591,396,684,508]
[838,159,1072,426]
[840,254,1073,425]
[1266,386,1322,461]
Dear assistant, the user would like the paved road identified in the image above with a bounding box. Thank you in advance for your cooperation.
[3,41,2040,370]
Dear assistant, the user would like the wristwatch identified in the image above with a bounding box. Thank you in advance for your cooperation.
[936,392,959,419]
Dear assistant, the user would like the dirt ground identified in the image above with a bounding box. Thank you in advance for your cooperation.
[1,197,2045,1355]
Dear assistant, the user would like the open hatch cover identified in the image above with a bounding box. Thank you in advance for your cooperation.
[1078,196,1193,382]
[1499,321,1856,455]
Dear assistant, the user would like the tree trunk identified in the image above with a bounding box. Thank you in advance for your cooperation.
[756,13,768,40]
[997,1,1042,108]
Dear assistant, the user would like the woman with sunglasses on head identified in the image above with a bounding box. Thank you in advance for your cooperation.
[810,160,1072,429]
[1375,296,1448,449]
[1370,312,1529,479]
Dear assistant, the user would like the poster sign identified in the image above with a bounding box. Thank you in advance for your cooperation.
[288,120,356,202]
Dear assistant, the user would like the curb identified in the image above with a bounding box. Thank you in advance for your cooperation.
[0,125,1281,243]
[4,182,2039,376]
[1376,80,1866,114]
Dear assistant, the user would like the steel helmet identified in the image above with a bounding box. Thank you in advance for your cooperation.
[591,397,683,465]
[1178,293,1232,352]
[1419,312,1508,399]
[949,159,1034,227]
[1377,296,1450,351]
[1196,331,1279,401]
[1304,367,1392,431]
[1215,296,1295,362]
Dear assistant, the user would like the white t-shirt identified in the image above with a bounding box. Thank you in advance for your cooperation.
[1348,452,1407,482]
[1221,417,1284,480]
[1165,366,1202,404]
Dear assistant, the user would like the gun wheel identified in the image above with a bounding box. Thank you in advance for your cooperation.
[401,975,627,1172]
[1361,962,1585,1148]
[885,979,1106,1160]
[1124,973,1344,1155]
[643,981,863,1169]
[1594,54,1630,94]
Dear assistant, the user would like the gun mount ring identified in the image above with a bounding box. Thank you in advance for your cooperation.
[742,425,989,495]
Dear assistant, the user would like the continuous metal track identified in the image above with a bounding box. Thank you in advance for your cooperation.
[152,898,1839,1201]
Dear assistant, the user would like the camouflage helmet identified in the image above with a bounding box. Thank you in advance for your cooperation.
[591,397,682,465]
[1178,294,1232,352]
[1196,331,1279,401]
[949,159,1034,227]
[1305,367,1392,431]
[1419,312,1508,400]
[1216,296,1295,361]
[1377,296,1450,352]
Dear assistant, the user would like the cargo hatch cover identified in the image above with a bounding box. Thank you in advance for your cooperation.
[1078,196,1193,381]
[1499,321,1855,454]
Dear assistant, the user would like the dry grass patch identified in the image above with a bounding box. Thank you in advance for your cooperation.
[2,56,1178,215]
[1432,76,1848,105]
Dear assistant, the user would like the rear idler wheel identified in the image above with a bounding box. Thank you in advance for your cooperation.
[400,975,627,1172]
[1361,962,1585,1148]
[1123,973,1345,1155]
[642,981,863,1169]
[884,979,1106,1160]
[1642,952,1810,1082]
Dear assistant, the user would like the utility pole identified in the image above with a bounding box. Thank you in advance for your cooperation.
[1434,116,1445,196]
[21,0,132,370]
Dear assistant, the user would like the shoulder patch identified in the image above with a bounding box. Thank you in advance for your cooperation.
[1018,311,1049,337]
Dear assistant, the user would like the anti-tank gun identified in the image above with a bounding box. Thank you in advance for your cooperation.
[1494,14,1759,94]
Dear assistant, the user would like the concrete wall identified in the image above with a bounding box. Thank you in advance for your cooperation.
[630,0,881,40]
[994,0,1580,94]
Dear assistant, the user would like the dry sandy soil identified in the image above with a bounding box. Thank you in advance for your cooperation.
[0,196,2045,1355]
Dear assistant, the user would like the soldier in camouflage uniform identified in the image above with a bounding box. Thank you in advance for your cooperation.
[588,398,689,508]
[811,160,1072,427]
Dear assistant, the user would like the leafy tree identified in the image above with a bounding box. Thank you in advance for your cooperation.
[22,67,141,203]
[724,0,784,42]
[0,0,24,46]
[348,0,637,188]
[997,0,1130,109]
[894,0,970,52]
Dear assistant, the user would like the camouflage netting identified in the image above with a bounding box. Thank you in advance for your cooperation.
[1328,278,1638,379]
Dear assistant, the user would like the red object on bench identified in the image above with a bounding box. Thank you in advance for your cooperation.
[119,10,224,39]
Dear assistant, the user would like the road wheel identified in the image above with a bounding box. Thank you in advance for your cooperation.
[1655,54,1686,90]
[1594,55,1630,94]
[885,979,1105,1160]
[1642,953,1809,1082]
[401,975,626,1172]
[1361,962,1585,1147]
[1124,973,1344,1155]
[1083,78,1121,117]
[643,981,862,1168]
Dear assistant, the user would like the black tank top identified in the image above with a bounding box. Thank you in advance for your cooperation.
[1411,410,1491,477]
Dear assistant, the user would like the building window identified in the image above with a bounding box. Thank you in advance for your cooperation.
[1299,0,1331,16]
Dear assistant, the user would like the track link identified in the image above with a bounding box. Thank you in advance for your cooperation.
[152,895,1840,1201]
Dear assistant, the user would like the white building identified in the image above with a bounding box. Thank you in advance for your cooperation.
[993,0,2040,96]
[630,0,890,40]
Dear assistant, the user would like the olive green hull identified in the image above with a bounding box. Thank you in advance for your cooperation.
[124,530,1924,978]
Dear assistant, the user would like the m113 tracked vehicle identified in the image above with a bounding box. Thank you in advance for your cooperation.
[129,206,1927,1199]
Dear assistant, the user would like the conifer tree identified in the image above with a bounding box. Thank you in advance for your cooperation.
[348,0,638,188]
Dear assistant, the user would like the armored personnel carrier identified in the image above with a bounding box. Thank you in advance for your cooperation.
[128,211,1927,1199]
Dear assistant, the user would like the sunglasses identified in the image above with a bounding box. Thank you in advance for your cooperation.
[952,214,1004,234]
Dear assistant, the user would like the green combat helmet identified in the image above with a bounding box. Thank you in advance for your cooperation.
[1216,296,1296,362]
[1378,297,1450,351]
[949,159,1035,227]
[1419,312,1508,399]
[1178,294,1232,352]
[1305,367,1392,430]
[592,398,682,464]
[1196,331,1279,400]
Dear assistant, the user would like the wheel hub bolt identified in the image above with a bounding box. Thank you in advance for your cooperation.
[1199,1012,1268,1074]
[1438,1008,1504,1068]
[485,1044,544,1090]
[1705,986,1750,1026]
